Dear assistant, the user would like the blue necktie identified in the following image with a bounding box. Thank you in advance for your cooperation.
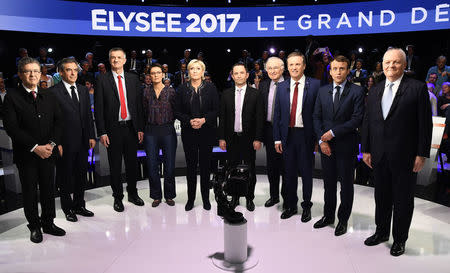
[382,82,394,119]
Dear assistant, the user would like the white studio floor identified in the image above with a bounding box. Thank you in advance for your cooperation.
[0,176,449,273]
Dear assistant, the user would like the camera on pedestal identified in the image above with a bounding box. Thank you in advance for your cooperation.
[210,164,258,271]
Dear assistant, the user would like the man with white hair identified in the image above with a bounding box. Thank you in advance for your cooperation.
[259,57,286,207]
[361,48,432,256]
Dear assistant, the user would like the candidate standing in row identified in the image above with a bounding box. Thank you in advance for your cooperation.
[362,48,432,256]
[313,55,365,236]
[95,47,145,212]
[51,58,96,222]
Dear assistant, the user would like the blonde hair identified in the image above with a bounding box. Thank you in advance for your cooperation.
[187,59,206,80]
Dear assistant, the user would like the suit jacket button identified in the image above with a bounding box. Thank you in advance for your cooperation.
[38,115,41,118]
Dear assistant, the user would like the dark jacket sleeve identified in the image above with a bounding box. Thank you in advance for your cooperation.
[174,85,191,128]
[94,75,106,136]
[360,89,372,154]
[204,84,219,128]
[135,76,144,132]
[218,90,227,140]
[254,90,264,142]
[416,82,432,158]
[3,94,37,151]
[313,90,324,141]
[52,93,63,146]
[272,84,282,142]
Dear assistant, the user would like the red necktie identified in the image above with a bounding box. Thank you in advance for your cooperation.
[31,90,37,100]
[117,75,127,120]
[289,82,299,127]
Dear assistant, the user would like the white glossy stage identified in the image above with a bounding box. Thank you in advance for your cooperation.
[0,176,449,273]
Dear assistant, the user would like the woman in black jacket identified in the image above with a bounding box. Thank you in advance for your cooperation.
[175,59,219,211]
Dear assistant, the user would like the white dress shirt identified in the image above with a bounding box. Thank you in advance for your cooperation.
[234,85,247,132]
[112,70,131,121]
[62,80,79,100]
[289,75,305,128]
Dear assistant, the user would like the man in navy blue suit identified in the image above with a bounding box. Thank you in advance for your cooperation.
[273,51,320,220]
[313,55,365,236]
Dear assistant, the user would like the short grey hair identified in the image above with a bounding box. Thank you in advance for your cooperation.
[383,48,406,64]
[108,47,126,59]
[17,57,40,73]
[265,57,285,71]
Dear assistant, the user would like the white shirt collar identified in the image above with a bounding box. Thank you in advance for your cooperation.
[62,80,76,91]
[333,80,347,90]
[22,83,37,93]
[112,70,124,79]
[290,75,305,88]
[235,84,247,92]
[386,74,404,87]
[272,76,284,85]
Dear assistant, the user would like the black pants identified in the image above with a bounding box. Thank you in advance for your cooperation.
[227,133,256,200]
[182,128,214,203]
[283,128,313,209]
[107,122,138,199]
[17,159,56,229]
[264,122,285,201]
[57,147,89,214]
[320,152,355,223]
[373,155,416,243]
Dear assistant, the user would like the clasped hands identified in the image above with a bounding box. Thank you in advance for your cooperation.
[190,118,206,129]
[219,139,261,151]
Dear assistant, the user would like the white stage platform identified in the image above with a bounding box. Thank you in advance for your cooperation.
[0,176,449,273]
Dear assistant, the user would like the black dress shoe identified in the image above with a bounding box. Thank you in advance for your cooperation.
[281,208,298,219]
[185,200,194,211]
[246,199,255,211]
[128,195,144,206]
[230,197,239,209]
[264,198,280,207]
[114,199,124,212]
[313,216,335,229]
[301,208,311,223]
[30,228,43,243]
[390,242,405,256]
[42,223,66,236]
[334,222,347,236]
[203,201,211,211]
[364,233,389,246]
[65,211,78,222]
[74,207,94,217]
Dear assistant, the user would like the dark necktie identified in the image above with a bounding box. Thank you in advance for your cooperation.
[289,82,299,127]
[334,86,341,113]
[30,90,37,100]
[70,86,79,107]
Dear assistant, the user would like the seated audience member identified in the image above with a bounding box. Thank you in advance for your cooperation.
[196,52,208,70]
[427,72,441,96]
[0,77,6,118]
[84,52,98,72]
[427,83,438,116]
[162,64,173,83]
[426,56,449,89]
[95,63,107,79]
[251,74,262,90]
[77,61,94,85]
[173,63,188,88]
[371,62,385,84]
[312,48,333,86]
[16,48,29,67]
[142,74,152,89]
[142,49,158,67]
[125,50,142,75]
[85,80,95,111]
[179,49,192,65]
[348,52,357,71]
[405,45,420,78]
[438,82,450,117]
[204,72,213,84]
[257,51,270,67]
[163,78,172,88]
[350,59,368,86]
[249,61,267,85]
[36,47,55,73]
[142,64,177,208]
[39,80,48,89]
[238,49,254,71]
[40,64,54,88]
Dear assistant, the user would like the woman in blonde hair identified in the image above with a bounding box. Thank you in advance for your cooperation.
[175,59,219,211]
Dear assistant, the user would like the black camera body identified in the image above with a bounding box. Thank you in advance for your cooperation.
[210,164,249,224]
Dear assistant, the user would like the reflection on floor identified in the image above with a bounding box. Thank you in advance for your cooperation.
[0,176,449,273]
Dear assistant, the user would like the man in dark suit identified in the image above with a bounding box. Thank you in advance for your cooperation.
[273,51,320,221]
[219,63,264,211]
[313,55,365,236]
[173,63,188,89]
[125,50,142,75]
[142,49,158,68]
[95,47,145,212]
[3,57,65,243]
[50,58,96,222]
[259,57,286,207]
[350,59,368,87]
[362,48,432,256]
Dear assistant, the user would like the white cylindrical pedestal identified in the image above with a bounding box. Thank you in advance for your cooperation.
[224,219,247,263]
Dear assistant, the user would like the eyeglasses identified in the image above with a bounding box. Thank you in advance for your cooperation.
[150,71,162,76]
[22,70,41,75]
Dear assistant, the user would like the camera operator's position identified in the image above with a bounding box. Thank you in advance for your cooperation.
[219,63,264,211]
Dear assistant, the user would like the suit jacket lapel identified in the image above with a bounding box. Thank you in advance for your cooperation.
[242,86,251,117]
[60,83,77,111]
[334,82,351,118]
[76,83,85,117]
[302,77,309,112]
[376,80,386,119]
[386,77,406,119]
[108,72,120,102]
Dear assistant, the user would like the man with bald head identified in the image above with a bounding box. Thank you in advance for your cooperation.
[362,48,432,256]
[260,57,286,207]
